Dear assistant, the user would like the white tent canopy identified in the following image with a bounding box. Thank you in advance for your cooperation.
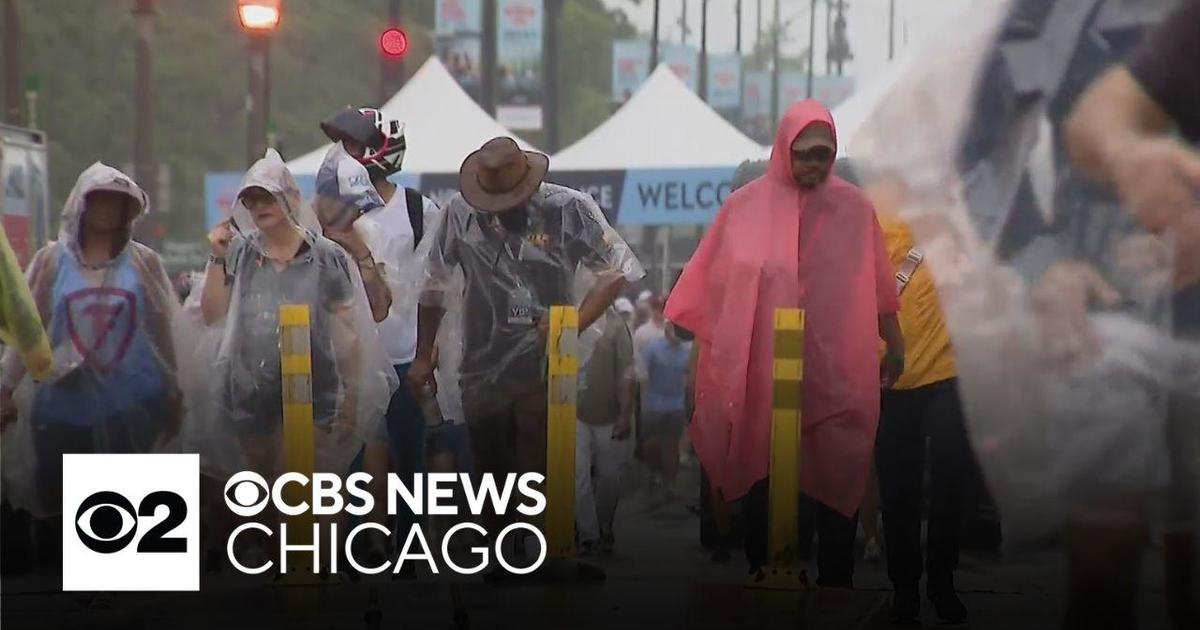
[287,57,536,175]
[551,65,768,171]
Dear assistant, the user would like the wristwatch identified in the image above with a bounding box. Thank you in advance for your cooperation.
[208,254,225,267]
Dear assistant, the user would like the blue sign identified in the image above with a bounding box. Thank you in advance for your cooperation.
[661,43,698,92]
[612,39,650,102]
[435,0,482,35]
[742,71,770,118]
[706,54,741,111]
[617,168,734,226]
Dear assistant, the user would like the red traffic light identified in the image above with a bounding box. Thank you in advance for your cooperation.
[379,27,408,58]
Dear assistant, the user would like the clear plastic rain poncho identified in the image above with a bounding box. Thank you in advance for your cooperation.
[418,183,644,415]
[184,150,396,480]
[844,0,1200,540]
[1,163,184,517]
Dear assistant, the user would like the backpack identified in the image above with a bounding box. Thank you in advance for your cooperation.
[404,187,424,249]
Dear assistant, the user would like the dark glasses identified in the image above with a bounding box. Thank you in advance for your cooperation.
[238,189,275,207]
[791,146,835,163]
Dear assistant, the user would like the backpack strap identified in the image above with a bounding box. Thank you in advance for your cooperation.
[404,187,424,249]
[895,248,924,296]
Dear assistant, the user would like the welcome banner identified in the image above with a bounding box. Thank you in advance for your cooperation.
[206,166,732,231]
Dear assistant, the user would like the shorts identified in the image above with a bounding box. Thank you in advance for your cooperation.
[464,384,547,478]
[641,410,687,439]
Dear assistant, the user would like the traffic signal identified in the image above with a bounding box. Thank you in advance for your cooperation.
[379,27,408,58]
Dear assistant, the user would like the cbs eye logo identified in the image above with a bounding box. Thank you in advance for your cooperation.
[62,454,199,592]
[74,490,188,554]
[224,471,271,516]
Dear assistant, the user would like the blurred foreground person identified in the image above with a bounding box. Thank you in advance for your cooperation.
[1066,2,1200,628]
[666,101,903,587]
[408,137,643,577]
[574,309,635,556]
[0,163,182,525]
[197,149,393,496]
[844,2,1188,629]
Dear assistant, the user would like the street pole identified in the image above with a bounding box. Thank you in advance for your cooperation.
[644,0,661,277]
[699,0,708,101]
[246,34,270,165]
[378,0,404,105]
[681,0,688,45]
[132,0,159,243]
[735,0,742,55]
[825,0,831,75]
[3,0,22,125]
[833,0,847,76]
[482,0,497,115]
[650,0,660,69]
[756,0,763,63]
[769,0,780,124]
[805,0,816,98]
[544,0,560,151]
[889,0,896,60]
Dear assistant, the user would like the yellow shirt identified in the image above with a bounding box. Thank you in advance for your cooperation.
[878,213,956,390]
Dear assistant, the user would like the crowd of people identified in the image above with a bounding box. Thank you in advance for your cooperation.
[1,2,1199,628]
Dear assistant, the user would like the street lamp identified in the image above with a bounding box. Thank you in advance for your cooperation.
[238,0,280,165]
[238,0,280,31]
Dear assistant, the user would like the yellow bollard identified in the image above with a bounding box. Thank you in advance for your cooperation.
[748,308,807,590]
[545,306,579,560]
[276,304,322,586]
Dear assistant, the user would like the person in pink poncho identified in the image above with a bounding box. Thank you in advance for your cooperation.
[666,100,904,586]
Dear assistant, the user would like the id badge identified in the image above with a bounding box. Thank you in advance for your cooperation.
[507,287,535,326]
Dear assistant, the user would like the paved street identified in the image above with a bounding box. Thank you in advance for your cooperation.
[0,461,1177,630]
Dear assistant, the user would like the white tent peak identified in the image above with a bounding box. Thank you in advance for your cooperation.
[287,56,536,175]
[551,64,768,170]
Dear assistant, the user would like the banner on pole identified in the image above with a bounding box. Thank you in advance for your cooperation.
[434,0,484,102]
[496,0,545,130]
[661,43,698,92]
[707,54,742,111]
[778,72,856,113]
[612,39,650,103]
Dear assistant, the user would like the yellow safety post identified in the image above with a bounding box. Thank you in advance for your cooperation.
[748,308,807,590]
[545,306,579,560]
[276,304,321,586]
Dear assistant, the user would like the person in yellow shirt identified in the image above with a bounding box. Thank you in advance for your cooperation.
[837,161,970,626]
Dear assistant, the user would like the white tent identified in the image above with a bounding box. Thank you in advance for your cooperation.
[287,57,536,174]
[551,65,768,170]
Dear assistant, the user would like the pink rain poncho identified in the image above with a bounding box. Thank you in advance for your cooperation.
[666,100,898,516]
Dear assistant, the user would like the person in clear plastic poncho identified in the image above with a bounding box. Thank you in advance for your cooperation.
[407,137,644,543]
[195,149,395,482]
[0,163,182,518]
[844,1,1196,627]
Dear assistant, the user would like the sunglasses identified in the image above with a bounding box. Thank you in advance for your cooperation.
[238,190,276,208]
[791,146,835,163]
